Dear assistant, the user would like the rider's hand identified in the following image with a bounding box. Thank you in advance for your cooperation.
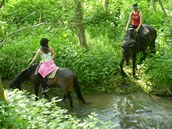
[135,28,139,33]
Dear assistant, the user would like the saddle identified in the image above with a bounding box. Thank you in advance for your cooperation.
[46,68,58,79]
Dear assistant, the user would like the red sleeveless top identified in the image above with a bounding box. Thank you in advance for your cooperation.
[131,11,140,26]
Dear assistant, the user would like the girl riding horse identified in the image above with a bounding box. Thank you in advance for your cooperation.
[29,38,58,93]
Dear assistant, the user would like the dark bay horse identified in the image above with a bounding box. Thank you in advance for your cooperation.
[120,24,157,76]
[10,64,85,107]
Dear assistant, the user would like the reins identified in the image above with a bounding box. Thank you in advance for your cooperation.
[26,66,31,81]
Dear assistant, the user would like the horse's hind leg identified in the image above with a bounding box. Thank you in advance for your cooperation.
[66,92,73,108]
[62,94,67,101]
[43,92,48,98]
[140,49,147,63]
[150,41,156,54]
[120,58,126,76]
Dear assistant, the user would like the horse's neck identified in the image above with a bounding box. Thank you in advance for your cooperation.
[126,33,135,40]
[128,34,133,38]
[12,71,27,86]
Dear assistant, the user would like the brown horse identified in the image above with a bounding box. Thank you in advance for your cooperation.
[10,64,85,107]
[120,24,157,76]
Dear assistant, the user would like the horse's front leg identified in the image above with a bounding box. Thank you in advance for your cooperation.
[33,82,40,101]
[18,85,22,90]
[120,58,126,76]
[132,55,136,76]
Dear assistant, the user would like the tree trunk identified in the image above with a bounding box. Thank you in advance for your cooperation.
[158,0,172,37]
[62,0,67,10]
[104,0,109,15]
[158,0,167,16]
[152,0,156,12]
[0,75,6,101]
[73,0,88,48]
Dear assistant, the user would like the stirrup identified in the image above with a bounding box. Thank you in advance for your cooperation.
[43,87,49,93]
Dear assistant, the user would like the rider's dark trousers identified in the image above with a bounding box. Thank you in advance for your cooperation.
[36,73,47,90]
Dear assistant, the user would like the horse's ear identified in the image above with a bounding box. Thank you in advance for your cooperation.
[129,44,134,48]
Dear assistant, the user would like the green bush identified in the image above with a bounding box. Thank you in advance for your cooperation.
[139,35,172,96]
[56,42,119,93]
[0,90,112,129]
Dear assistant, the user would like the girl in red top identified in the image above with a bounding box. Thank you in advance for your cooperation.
[125,3,143,37]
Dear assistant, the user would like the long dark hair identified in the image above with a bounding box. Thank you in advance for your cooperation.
[40,38,50,54]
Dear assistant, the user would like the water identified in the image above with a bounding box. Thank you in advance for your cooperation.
[68,92,172,129]
[3,80,172,128]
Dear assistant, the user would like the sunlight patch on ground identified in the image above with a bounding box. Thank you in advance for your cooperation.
[123,64,154,93]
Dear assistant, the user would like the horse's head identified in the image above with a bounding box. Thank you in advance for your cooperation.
[9,64,38,89]
[121,43,134,66]
[122,28,138,65]
[9,68,31,89]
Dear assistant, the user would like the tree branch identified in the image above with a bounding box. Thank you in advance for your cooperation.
[0,0,5,9]
[17,11,36,25]
[0,23,50,48]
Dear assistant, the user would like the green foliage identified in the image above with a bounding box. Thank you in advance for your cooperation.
[1,0,63,25]
[56,41,119,93]
[139,33,172,96]
[0,90,112,128]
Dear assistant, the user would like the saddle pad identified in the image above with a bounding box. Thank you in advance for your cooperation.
[46,68,59,79]
[143,27,150,35]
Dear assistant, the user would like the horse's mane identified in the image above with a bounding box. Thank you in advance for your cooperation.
[125,28,137,39]
[27,64,38,75]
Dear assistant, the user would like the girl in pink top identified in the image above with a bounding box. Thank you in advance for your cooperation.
[29,38,57,93]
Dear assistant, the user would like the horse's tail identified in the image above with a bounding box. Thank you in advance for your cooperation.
[73,74,85,104]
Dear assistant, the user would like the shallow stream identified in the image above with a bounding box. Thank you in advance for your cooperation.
[3,80,172,128]
[67,92,172,129]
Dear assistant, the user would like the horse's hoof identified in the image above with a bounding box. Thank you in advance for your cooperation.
[121,72,126,77]
[133,75,139,79]
[42,94,48,98]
